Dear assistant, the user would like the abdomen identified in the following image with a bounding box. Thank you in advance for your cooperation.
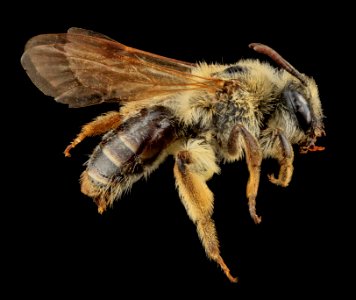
[81,106,177,212]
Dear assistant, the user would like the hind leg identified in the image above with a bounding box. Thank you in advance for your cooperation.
[173,140,237,283]
[64,111,121,157]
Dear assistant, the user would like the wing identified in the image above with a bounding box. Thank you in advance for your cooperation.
[21,27,224,108]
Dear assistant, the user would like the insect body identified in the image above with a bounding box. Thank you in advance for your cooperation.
[21,28,325,283]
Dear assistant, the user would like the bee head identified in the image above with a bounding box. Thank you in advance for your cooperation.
[249,43,325,153]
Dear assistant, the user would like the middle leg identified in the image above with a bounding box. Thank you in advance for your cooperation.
[228,124,263,224]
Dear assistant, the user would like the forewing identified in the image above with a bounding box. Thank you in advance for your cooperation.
[21,27,219,108]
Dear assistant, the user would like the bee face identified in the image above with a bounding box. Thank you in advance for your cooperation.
[288,77,325,153]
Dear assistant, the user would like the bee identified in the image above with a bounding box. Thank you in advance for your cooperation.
[21,27,325,283]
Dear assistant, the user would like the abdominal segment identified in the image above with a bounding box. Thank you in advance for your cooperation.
[81,106,177,212]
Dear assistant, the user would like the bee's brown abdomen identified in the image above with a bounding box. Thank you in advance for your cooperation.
[81,106,177,208]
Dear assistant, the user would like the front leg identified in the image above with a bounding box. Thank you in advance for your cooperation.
[267,129,294,187]
[173,140,237,283]
[228,124,263,224]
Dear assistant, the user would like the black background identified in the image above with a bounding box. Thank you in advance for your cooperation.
[5,2,350,297]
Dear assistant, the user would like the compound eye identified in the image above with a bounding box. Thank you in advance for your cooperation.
[284,89,311,131]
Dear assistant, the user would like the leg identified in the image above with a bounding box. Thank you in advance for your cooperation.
[64,111,121,157]
[173,141,237,283]
[267,129,294,187]
[228,124,263,224]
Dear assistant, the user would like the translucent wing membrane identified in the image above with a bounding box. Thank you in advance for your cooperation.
[21,27,222,108]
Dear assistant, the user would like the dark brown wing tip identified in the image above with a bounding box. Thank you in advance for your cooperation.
[21,49,58,98]
[24,34,67,51]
